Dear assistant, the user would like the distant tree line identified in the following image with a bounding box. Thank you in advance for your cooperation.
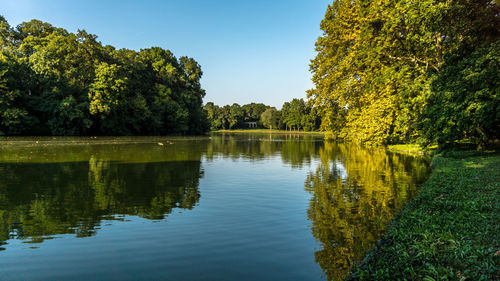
[204,99,320,131]
[0,17,208,136]
[309,0,499,149]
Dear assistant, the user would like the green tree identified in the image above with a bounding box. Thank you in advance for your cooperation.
[242,103,269,123]
[282,98,307,131]
[46,95,92,135]
[260,107,280,129]
[88,62,130,134]
[301,106,320,132]
[0,15,12,48]
[0,16,209,136]
[418,42,500,149]
[228,103,244,129]
[204,102,221,130]
[0,52,36,135]
[308,0,500,147]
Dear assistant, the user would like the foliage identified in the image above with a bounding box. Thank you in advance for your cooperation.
[309,0,500,148]
[281,99,306,130]
[260,107,280,129]
[205,99,321,131]
[348,152,500,280]
[204,102,265,130]
[280,98,320,131]
[0,53,33,134]
[0,17,208,135]
[214,129,324,136]
[204,102,244,130]
[241,102,269,121]
[418,42,500,149]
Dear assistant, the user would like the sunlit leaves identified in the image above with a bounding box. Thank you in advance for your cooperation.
[309,0,500,147]
[0,17,208,136]
[89,62,127,115]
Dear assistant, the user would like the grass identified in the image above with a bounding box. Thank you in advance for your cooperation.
[347,151,500,281]
[213,129,325,135]
[387,144,439,156]
[388,144,427,155]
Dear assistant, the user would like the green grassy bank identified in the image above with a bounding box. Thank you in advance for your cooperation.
[348,151,500,281]
[214,129,324,135]
[388,144,431,155]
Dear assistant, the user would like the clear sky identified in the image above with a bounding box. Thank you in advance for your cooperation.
[0,0,331,108]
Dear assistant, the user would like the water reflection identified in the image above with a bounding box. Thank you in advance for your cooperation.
[0,141,205,249]
[305,142,430,280]
[206,133,322,168]
[0,135,430,281]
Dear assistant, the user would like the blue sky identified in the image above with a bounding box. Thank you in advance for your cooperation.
[0,0,331,108]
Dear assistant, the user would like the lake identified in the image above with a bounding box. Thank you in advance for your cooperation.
[0,134,430,281]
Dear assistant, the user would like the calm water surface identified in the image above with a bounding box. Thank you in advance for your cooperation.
[0,134,430,280]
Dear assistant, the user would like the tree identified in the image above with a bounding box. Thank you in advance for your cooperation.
[301,106,320,132]
[0,52,35,135]
[308,0,500,147]
[204,102,221,130]
[260,107,280,129]
[281,101,291,130]
[205,102,274,130]
[242,103,269,122]
[0,15,12,48]
[88,62,130,134]
[228,103,244,129]
[0,16,209,136]
[47,95,92,135]
[418,42,500,149]
[281,98,307,131]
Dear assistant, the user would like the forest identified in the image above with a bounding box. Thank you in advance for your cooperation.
[308,0,499,149]
[2,0,499,149]
[204,99,321,131]
[0,16,207,136]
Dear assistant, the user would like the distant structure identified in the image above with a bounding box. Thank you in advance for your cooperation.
[244,122,257,128]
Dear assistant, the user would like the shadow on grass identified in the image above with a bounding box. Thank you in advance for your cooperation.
[347,151,500,281]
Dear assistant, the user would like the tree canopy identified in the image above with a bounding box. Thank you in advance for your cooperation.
[0,17,208,136]
[308,0,499,148]
[204,99,321,131]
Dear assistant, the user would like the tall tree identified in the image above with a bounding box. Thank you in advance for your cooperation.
[260,107,280,130]
[0,16,209,136]
[309,0,500,147]
[282,98,307,131]
[242,103,269,122]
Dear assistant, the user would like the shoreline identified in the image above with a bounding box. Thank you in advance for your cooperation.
[346,150,500,280]
[387,144,430,156]
[213,129,325,135]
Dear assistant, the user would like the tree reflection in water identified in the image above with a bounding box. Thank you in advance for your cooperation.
[0,135,431,281]
[305,142,430,281]
[0,140,205,248]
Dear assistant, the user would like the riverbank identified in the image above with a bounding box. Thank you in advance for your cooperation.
[347,150,500,280]
[214,129,324,135]
[387,144,431,156]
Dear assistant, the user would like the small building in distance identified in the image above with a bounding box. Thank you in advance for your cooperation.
[244,121,257,128]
